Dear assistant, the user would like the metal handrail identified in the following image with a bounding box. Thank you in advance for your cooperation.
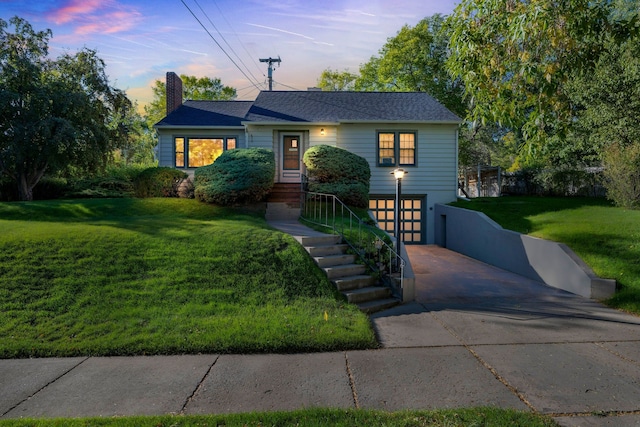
[300,190,404,298]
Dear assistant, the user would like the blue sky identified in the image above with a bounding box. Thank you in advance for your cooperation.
[1,0,458,108]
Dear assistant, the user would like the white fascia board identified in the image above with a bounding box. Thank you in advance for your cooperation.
[337,120,462,125]
[154,126,246,131]
[241,121,339,126]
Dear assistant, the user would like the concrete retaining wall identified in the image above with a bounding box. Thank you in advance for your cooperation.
[434,204,616,300]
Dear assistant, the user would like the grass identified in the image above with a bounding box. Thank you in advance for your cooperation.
[0,408,559,426]
[450,196,640,313]
[0,198,376,358]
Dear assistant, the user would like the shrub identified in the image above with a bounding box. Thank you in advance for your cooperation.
[602,142,640,209]
[33,177,69,200]
[194,148,275,206]
[303,145,370,208]
[0,176,18,201]
[310,182,370,208]
[64,165,148,198]
[66,175,135,198]
[133,167,188,198]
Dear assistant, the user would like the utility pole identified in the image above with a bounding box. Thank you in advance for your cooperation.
[259,56,281,91]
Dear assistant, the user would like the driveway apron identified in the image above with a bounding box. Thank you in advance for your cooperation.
[371,245,640,426]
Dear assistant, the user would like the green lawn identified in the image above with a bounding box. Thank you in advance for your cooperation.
[0,408,559,427]
[0,198,376,358]
[450,197,640,313]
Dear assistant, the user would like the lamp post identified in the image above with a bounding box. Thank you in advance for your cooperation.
[390,168,407,247]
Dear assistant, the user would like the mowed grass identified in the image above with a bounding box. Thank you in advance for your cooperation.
[0,198,376,358]
[0,408,559,427]
[450,197,640,313]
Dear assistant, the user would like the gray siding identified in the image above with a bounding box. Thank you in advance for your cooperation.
[336,123,458,195]
[337,123,458,244]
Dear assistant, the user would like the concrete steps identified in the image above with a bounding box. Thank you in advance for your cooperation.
[300,235,399,314]
[266,183,302,221]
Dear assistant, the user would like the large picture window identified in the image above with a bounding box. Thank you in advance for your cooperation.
[377,132,416,166]
[174,137,237,168]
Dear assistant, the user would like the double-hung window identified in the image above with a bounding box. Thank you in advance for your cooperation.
[174,137,237,168]
[377,132,416,167]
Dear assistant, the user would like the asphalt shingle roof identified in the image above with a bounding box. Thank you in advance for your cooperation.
[247,91,460,123]
[156,100,253,127]
[155,91,460,127]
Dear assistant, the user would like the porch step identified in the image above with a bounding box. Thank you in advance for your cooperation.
[324,263,367,280]
[299,233,399,313]
[306,244,349,257]
[314,253,356,268]
[333,275,377,291]
[357,298,402,314]
[267,183,301,205]
[300,235,342,247]
[343,286,391,304]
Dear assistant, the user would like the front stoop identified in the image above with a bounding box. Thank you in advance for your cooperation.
[266,183,302,221]
[266,202,300,221]
[300,235,400,314]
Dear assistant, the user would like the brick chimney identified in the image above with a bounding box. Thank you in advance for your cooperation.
[166,72,183,115]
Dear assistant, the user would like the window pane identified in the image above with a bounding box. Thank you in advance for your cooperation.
[399,133,415,165]
[175,138,185,168]
[378,133,395,165]
[227,138,237,150]
[188,138,223,168]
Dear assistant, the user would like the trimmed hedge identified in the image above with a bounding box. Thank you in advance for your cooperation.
[303,145,370,208]
[194,148,275,206]
[133,167,189,198]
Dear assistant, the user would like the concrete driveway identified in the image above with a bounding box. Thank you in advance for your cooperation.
[371,245,640,426]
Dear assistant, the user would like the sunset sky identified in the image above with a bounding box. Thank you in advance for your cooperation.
[0,0,458,109]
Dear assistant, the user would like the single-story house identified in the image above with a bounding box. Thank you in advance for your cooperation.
[155,72,461,244]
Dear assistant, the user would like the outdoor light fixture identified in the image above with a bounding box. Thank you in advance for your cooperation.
[390,168,408,247]
[393,168,406,180]
[320,128,325,136]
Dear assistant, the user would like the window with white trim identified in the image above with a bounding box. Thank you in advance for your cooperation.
[174,137,237,168]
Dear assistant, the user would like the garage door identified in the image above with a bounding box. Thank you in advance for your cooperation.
[369,196,426,244]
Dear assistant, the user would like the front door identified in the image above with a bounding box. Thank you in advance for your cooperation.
[280,134,302,182]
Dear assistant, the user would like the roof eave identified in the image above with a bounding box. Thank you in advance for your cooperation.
[338,119,462,125]
[242,120,461,126]
[154,125,246,130]
[241,121,340,126]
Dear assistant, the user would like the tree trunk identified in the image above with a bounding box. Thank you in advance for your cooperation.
[17,167,46,201]
[18,174,34,201]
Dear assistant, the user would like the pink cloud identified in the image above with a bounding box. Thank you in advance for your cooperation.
[48,0,104,25]
[47,0,142,36]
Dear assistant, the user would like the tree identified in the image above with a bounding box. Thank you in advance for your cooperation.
[447,0,639,164]
[567,36,640,159]
[0,17,130,201]
[316,68,358,91]
[355,14,466,117]
[112,99,156,166]
[144,74,237,129]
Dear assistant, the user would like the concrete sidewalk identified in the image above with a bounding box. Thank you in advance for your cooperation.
[2,223,640,426]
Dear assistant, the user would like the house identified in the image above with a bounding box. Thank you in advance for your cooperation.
[155,72,461,244]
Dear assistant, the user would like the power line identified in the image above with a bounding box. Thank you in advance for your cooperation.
[272,80,303,91]
[209,0,265,79]
[180,0,262,91]
[192,0,262,87]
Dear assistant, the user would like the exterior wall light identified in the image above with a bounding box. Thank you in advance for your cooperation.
[320,128,325,136]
